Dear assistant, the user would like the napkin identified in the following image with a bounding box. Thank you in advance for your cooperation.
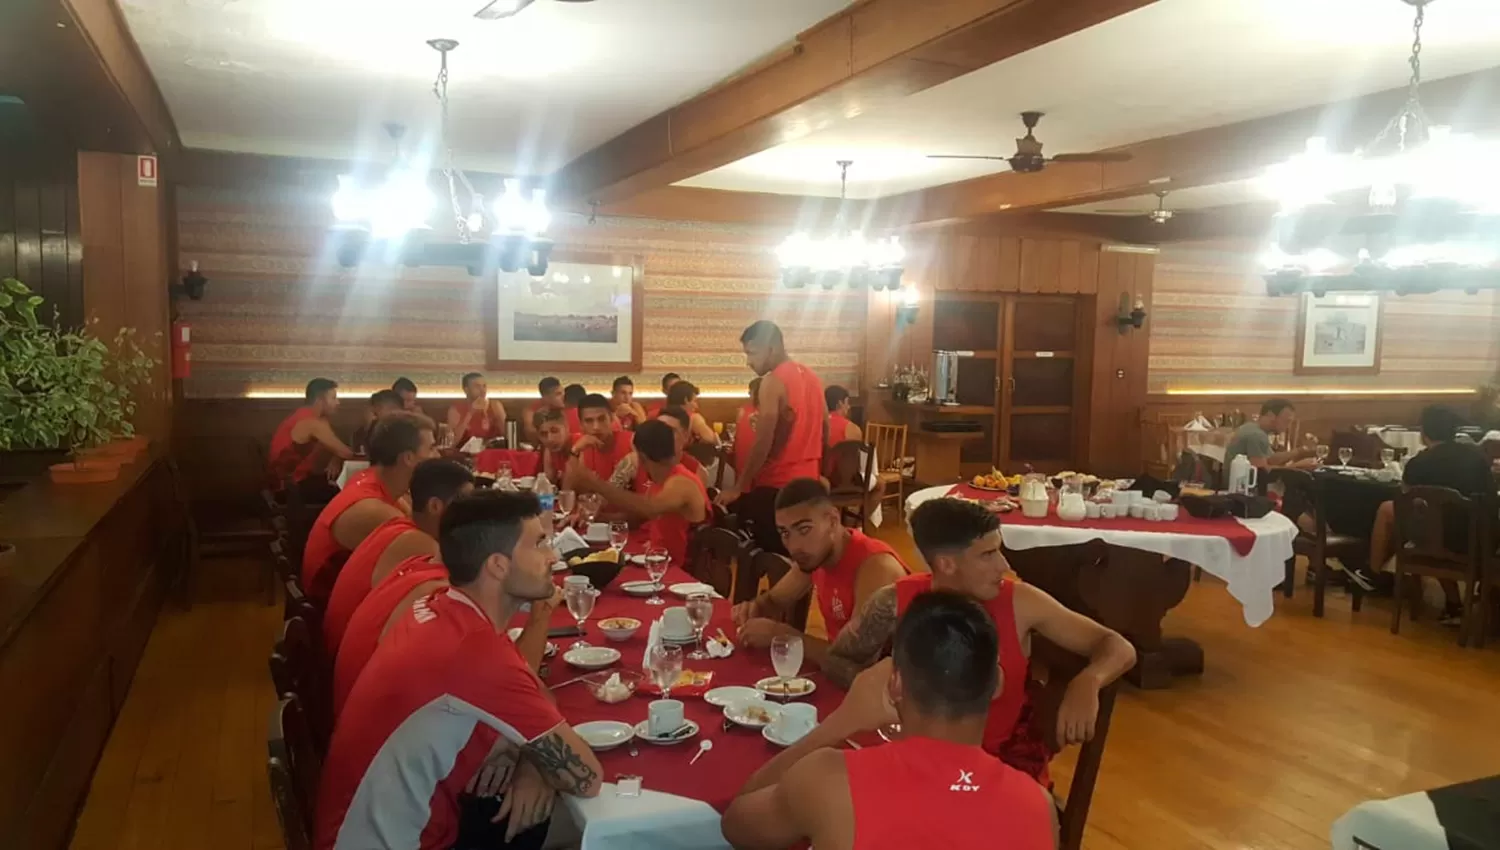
[554,527,587,553]
[706,633,735,658]
[642,618,663,676]
[1185,415,1212,431]
[460,436,485,454]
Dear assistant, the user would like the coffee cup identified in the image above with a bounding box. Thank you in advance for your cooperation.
[1098,503,1117,520]
[1129,503,1146,519]
[647,699,685,738]
[1160,504,1180,521]
[662,606,693,640]
[1111,489,1135,507]
[771,702,818,743]
[1144,504,1161,521]
[563,575,592,590]
[1085,501,1101,519]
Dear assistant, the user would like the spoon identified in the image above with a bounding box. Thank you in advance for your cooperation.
[690,740,713,766]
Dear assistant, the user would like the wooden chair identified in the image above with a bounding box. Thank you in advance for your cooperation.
[747,549,811,632]
[684,526,742,600]
[1269,468,1366,616]
[864,423,910,525]
[822,439,874,531]
[266,695,321,850]
[269,615,332,756]
[1028,636,1123,850]
[1391,486,1491,647]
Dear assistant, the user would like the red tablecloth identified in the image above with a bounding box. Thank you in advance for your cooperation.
[474,449,540,477]
[946,484,1258,557]
[516,559,844,813]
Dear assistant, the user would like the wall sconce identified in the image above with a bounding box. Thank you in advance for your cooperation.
[895,285,920,327]
[1115,292,1147,333]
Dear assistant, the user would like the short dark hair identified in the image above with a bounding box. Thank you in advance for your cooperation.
[910,498,1000,564]
[368,411,433,466]
[369,389,403,412]
[461,372,483,391]
[1420,405,1464,443]
[538,377,561,395]
[658,405,690,429]
[660,372,681,392]
[634,420,677,463]
[825,385,850,412]
[774,477,832,511]
[563,384,588,405]
[612,375,633,392]
[305,377,338,402]
[739,320,784,348]
[666,381,699,407]
[533,406,566,431]
[1260,398,1295,416]
[410,459,473,514]
[439,491,542,586]
[894,590,1000,720]
[392,377,418,395]
[577,392,611,415]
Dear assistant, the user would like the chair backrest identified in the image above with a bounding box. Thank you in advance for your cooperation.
[751,550,811,631]
[865,423,907,474]
[269,539,296,587]
[684,526,741,599]
[685,441,719,469]
[1393,485,1480,574]
[267,695,320,850]
[1198,455,1224,490]
[1027,636,1123,850]
[822,440,871,496]
[269,615,332,757]
[1267,467,1323,543]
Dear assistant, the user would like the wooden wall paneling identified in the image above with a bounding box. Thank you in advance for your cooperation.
[1078,243,1100,294]
[78,151,126,332]
[119,154,170,440]
[0,159,85,328]
[39,178,71,327]
[1073,290,1098,465]
[1036,240,1064,294]
[1018,238,1043,294]
[997,236,1022,292]
[13,181,42,295]
[0,176,13,280]
[1121,252,1155,471]
[1088,251,1124,472]
[951,233,977,292]
[1057,240,1082,295]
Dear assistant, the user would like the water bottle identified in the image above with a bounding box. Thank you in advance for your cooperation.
[533,473,556,529]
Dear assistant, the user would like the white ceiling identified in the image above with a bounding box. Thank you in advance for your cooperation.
[679,0,1500,199]
[119,0,854,175]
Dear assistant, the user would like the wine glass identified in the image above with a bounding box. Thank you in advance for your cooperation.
[496,460,513,487]
[1380,448,1395,467]
[557,490,577,528]
[648,643,683,699]
[643,545,669,606]
[770,635,804,697]
[1337,447,1354,468]
[724,423,737,445]
[685,593,714,660]
[564,584,596,648]
[609,521,629,554]
[437,423,455,451]
[579,493,604,525]
[1315,444,1330,465]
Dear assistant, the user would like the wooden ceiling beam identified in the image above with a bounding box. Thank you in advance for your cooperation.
[874,65,1500,226]
[550,0,1159,206]
[56,0,180,155]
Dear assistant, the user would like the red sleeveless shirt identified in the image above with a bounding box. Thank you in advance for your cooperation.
[843,736,1053,850]
[323,515,421,656]
[268,407,325,488]
[812,530,905,641]
[643,464,708,566]
[452,400,498,445]
[331,555,445,718]
[826,412,853,448]
[302,472,401,603]
[759,360,825,488]
[733,406,756,481]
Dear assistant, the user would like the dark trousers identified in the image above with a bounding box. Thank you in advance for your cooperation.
[453,794,551,850]
[733,486,787,556]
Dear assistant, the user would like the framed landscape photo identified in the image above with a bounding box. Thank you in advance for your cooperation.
[487,254,644,371]
[1294,291,1382,375]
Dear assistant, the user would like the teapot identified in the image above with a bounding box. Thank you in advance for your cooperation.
[1056,492,1088,522]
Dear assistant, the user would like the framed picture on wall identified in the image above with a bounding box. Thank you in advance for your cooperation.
[1294,291,1382,375]
[486,254,644,371]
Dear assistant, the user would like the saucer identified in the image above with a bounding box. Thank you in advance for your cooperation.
[755,676,816,699]
[563,647,621,670]
[724,700,780,728]
[632,719,699,745]
[620,580,662,597]
[573,720,635,751]
[762,723,814,748]
[704,686,761,708]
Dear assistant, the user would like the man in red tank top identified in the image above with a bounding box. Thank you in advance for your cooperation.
[575,420,707,565]
[267,377,356,501]
[531,407,573,488]
[824,385,863,448]
[445,372,507,448]
[717,321,825,557]
[392,377,420,412]
[731,479,906,665]
[609,406,705,493]
[610,376,646,430]
[302,412,441,602]
[351,389,404,455]
[571,394,635,481]
[821,497,1136,784]
[732,378,760,486]
[723,591,1058,850]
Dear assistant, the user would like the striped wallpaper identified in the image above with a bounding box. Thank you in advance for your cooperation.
[175,184,865,399]
[1150,240,1500,394]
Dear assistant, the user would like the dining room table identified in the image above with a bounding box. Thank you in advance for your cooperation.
[1312,466,1402,539]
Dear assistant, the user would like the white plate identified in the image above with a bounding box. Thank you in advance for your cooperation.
[704,686,761,708]
[724,700,780,728]
[514,476,536,490]
[763,723,815,748]
[620,580,663,597]
[632,719,699,746]
[669,582,716,598]
[626,554,648,566]
[660,631,697,644]
[563,647,621,670]
[573,720,635,751]
[504,627,556,657]
[754,676,817,699]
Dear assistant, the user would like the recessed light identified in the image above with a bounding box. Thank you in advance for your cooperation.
[998,203,1012,210]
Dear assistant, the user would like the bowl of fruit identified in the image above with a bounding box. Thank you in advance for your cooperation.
[970,469,1023,493]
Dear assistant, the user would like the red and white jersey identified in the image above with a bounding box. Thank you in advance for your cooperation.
[315,587,564,850]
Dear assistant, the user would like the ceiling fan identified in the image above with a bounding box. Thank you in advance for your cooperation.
[474,0,595,20]
[927,111,1132,174]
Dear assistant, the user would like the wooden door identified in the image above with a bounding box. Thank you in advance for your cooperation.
[998,296,1082,472]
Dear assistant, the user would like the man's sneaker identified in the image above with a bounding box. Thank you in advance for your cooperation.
[1439,605,1464,628]
[1345,568,1376,593]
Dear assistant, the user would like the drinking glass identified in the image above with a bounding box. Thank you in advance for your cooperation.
[648,643,683,699]
[609,521,629,554]
[724,423,738,444]
[770,635,804,694]
[712,421,725,438]
[558,490,577,526]
[1337,447,1354,467]
[643,545,669,606]
[685,593,714,660]
[1315,444,1330,465]
[496,460,513,486]
[579,493,604,524]
[564,584,596,648]
[437,424,455,451]
[1380,448,1395,467]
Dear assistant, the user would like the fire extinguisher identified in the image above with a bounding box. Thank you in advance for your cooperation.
[171,320,191,380]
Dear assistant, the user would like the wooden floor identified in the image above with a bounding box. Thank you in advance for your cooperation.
[68,527,1500,850]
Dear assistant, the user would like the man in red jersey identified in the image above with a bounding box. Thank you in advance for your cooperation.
[267,377,355,502]
[610,375,646,430]
[523,376,574,443]
[301,412,439,602]
[323,459,473,656]
[352,389,405,456]
[447,372,507,448]
[722,591,1058,850]
[824,385,862,447]
[392,376,420,412]
[531,407,573,488]
[717,320,825,557]
[605,405,705,493]
[822,498,1135,783]
[644,372,680,420]
[317,492,603,850]
[731,479,906,664]
[570,393,634,480]
[575,420,707,566]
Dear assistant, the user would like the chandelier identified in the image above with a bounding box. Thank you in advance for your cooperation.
[330,39,553,275]
[776,161,905,290]
[1258,0,1500,296]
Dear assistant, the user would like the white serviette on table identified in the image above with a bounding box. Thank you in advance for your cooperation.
[554,527,588,553]
[642,618,663,675]
[460,436,485,454]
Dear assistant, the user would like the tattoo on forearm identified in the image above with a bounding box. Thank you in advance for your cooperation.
[823,586,898,688]
[524,731,598,796]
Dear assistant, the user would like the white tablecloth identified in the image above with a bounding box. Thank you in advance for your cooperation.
[1331,792,1448,850]
[546,784,729,850]
[335,460,370,489]
[905,485,1298,627]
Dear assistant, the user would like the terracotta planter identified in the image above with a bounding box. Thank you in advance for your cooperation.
[49,460,122,484]
[82,436,149,464]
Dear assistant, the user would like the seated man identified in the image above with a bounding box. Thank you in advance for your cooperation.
[824,385,863,447]
[571,393,635,481]
[1364,405,1494,623]
[268,377,355,502]
[575,420,707,565]
[392,376,420,412]
[302,412,439,602]
[531,407,573,488]
[646,372,680,419]
[352,389,405,455]
[732,479,906,667]
[666,379,721,445]
[607,405,705,491]
[317,492,604,850]
[323,459,473,656]
[610,375,647,430]
[523,376,566,443]
[447,372,507,448]
[1224,398,1317,471]
[722,591,1058,850]
[823,498,1135,783]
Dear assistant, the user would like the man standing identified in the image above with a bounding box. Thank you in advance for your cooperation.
[732,479,906,665]
[576,420,708,566]
[823,497,1135,783]
[392,377,420,412]
[1224,398,1317,471]
[268,377,355,501]
[447,372,507,448]
[721,591,1058,850]
[571,394,635,481]
[717,320,825,556]
[317,492,603,850]
[610,376,647,430]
